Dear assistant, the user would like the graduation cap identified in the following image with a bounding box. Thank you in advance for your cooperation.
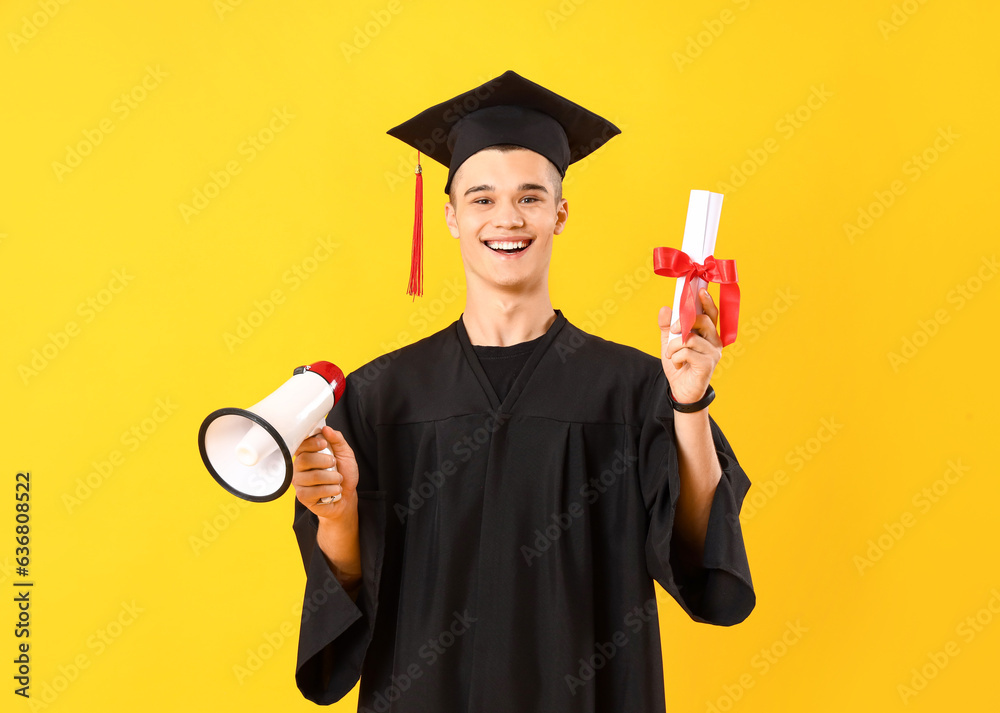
[387,70,621,296]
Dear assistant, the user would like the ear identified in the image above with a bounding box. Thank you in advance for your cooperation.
[553,198,569,236]
[444,201,460,239]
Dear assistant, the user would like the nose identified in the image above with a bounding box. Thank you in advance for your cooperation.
[493,200,525,229]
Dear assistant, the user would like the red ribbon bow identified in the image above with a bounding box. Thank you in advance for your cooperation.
[653,247,740,346]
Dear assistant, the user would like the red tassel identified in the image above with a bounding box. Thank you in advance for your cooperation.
[406,151,424,298]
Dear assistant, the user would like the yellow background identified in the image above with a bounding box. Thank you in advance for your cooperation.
[2,0,998,710]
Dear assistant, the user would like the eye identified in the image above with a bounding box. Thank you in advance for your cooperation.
[472,197,492,205]
[520,196,540,203]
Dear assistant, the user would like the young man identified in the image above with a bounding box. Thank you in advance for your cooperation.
[291,71,754,712]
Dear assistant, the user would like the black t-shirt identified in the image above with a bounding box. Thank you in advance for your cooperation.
[471,334,544,402]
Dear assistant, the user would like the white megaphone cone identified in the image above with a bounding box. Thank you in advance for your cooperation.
[198,361,346,502]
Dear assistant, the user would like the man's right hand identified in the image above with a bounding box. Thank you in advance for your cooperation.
[293,426,362,588]
[293,426,360,517]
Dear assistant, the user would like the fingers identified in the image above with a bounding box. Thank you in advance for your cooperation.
[294,482,344,508]
[664,323,720,358]
[691,313,723,348]
[699,288,720,327]
[298,481,344,498]
[293,428,338,484]
[291,427,359,514]
[666,329,714,358]
[665,340,694,370]
[658,305,683,335]
[293,453,341,484]
[294,431,331,457]
[661,290,718,341]
[324,427,357,461]
[292,448,345,507]
[662,306,722,349]
[658,305,671,330]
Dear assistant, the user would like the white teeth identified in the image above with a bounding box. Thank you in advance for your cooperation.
[486,240,530,251]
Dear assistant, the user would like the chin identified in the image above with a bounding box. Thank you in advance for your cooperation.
[489,269,543,292]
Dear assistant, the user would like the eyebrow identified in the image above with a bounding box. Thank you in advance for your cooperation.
[463,182,550,197]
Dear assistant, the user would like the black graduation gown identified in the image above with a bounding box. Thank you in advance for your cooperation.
[293,311,754,712]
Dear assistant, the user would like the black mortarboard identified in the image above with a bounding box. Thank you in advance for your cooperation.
[386,70,621,296]
[388,70,621,194]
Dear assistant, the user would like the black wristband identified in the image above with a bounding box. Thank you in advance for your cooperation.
[668,384,715,413]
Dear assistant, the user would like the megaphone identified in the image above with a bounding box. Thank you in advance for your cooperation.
[198,361,346,502]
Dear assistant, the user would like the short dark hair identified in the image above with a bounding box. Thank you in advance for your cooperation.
[448,144,564,207]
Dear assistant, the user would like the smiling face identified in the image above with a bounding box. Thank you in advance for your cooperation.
[444,147,568,296]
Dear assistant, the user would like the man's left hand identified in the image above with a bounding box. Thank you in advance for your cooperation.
[658,288,723,404]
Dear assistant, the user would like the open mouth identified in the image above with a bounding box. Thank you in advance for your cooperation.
[483,239,533,255]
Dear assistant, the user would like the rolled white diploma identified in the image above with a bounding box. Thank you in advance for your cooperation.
[668,190,724,342]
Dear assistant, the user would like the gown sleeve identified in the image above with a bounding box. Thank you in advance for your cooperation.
[293,373,387,704]
[638,371,755,626]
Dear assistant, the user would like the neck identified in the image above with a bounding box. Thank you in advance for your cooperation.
[462,280,555,347]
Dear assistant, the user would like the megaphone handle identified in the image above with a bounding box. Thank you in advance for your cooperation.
[311,417,340,505]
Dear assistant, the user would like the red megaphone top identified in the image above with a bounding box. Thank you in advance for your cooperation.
[295,361,346,404]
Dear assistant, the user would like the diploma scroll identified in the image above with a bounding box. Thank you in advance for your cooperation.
[668,190,724,343]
